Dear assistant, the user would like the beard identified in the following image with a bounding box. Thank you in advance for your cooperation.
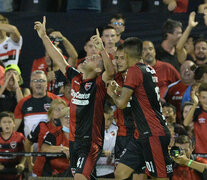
[195,54,206,61]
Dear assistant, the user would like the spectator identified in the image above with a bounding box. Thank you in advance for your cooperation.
[41,107,71,176]
[181,101,194,138]
[164,60,195,123]
[156,18,182,71]
[14,70,60,137]
[24,98,67,176]
[0,14,22,67]
[101,25,117,57]
[193,38,207,65]
[109,13,125,46]
[181,64,207,107]
[172,135,207,180]
[162,103,187,137]
[96,104,118,178]
[176,12,198,64]
[32,30,77,96]
[0,64,30,113]
[184,34,200,62]
[183,83,207,154]
[142,40,180,101]
[163,0,206,13]
[0,112,25,180]
[163,103,177,125]
[59,79,71,106]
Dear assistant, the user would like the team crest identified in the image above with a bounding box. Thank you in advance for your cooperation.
[110,131,115,136]
[3,44,8,50]
[10,141,17,149]
[44,103,50,111]
[84,82,92,91]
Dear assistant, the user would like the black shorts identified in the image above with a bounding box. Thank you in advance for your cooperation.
[115,136,133,162]
[69,140,102,180]
[119,134,173,178]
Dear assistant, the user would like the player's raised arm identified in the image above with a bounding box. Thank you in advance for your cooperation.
[91,28,115,83]
[34,16,68,74]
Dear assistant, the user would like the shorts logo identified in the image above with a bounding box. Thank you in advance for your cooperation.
[10,141,17,149]
[44,103,50,111]
[84,82,92,91]
[120,148,127,158]
[166,164,173,173]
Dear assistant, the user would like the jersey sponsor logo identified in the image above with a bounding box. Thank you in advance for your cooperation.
[27,107,33,112]
[10,141,17,149]
[71,98,89,105]
[71,89,90,105]
[71,89,90,99]
[84,82,93,91]
[3,44,8,50]
[44,103,50,111]
[172,96,182,100]
[198,117,206,124]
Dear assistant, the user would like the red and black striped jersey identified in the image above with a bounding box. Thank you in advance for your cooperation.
[164,80,189,123]
[14,92,60,137]
[123,63,169,138]
[43,127,69,174]
[65,65,106,146]
[0,131,24,166]
[114,73,135,137]
[193,106,207,154]
[29,121,58,176]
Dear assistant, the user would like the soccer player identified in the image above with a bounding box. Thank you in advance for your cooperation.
[34,17,114,180]
[107,37,173,180]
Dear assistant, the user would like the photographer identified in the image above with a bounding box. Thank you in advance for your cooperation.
[171,135,207,180]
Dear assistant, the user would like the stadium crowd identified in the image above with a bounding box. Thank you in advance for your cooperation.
[1,2,207,180]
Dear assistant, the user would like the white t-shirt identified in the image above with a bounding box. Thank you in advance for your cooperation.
[0,36,23,66]
[96,122,118,177]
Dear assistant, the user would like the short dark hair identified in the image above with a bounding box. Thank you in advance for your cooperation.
[162,19,182,40]
[193,38,207,47]
[191,64,207,80]
[175,135,194,149]
[0,112,14,122]
[163,103,176,114]
[199,83,207,94]
[110,13,125,22]
[123,37,143,59]
[101,25,116,36]
[117,44,124,51]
